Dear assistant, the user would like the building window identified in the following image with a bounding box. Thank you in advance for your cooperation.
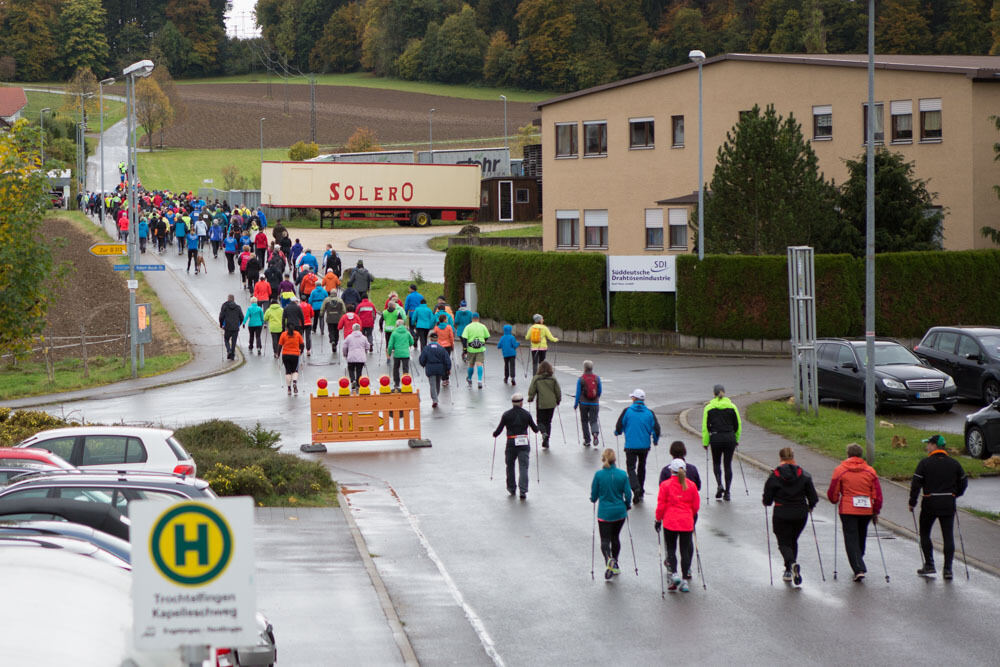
[812,105,832,140]
[862,103,884,144]
[668,208,688,249]
[671,116,684,147]
[920,98,942,141]
[644,208,664,249]
[629,118,654,149]
[555,123,577,157]
[584,121,607,156]
[555,210,578,248]
[515,188,529,204]
[583,209,608,248]
[890,100,912,143]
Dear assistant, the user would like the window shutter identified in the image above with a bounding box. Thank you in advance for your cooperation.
[919,98,941,112]
[890,100,912,115]
[644,208,663,228]
[584,210,608,227]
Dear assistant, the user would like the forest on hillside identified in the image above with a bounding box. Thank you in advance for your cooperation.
[2,0,998,92]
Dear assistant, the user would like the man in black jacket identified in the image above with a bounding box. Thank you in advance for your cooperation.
[910,434,968,579]
[282,296,304,335]
[762,447,818,585]
[492,394,540,499]
[218,294,244,361]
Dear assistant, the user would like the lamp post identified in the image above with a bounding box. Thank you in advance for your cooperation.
[39,107,51,167]
[99,77,115,224]
[259,117,266,164]
[688,49,706,260]
[77,92,93,204]
[499,94,508,153]
[123,59,155,379]
[864,0,876,464]
[429,108,436,163]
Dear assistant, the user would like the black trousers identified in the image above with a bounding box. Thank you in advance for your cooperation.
[772,514,808,568]
[624,449,649,497]
[919,510,955,569]
[503,356,516,380]
[226,252,236,273]
[347,361,364,387]
[505,444,530,494]
[187,248,198,270]
[392,357,410,386]
[710,442,736,490]
[223,329,238,359]
[536,407,554,442]
[663,529,693,577]
[839,514,871,575]
[247,326,262,350]
[328,323,340,347]
[270,331,281,356]
[415,327,429,350]
[211,239,220,256]
[599,518,625,561]
[531,349,547,374]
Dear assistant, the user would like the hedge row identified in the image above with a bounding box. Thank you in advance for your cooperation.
[612,292,676,330]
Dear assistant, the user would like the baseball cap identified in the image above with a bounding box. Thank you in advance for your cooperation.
[922,434,946,446]
[669,458,686,473]
[630,389,645,401]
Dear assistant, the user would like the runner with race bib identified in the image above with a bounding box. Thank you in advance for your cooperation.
[827,443,883,583]
[492,393,540,500]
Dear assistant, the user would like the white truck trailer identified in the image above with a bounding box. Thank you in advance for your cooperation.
[260,160,481,227]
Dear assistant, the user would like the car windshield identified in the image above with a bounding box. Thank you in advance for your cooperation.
[855,344,921,366]
[979,334,1000,357]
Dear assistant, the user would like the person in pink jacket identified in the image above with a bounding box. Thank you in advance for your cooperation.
[655,458,701,593]
[341,323,369,392]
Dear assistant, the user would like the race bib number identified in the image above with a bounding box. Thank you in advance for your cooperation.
[514,435,529,447]
[852,496,872,509]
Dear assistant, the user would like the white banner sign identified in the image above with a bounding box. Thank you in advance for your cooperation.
[607,255,676,292]
[132,497,256,650]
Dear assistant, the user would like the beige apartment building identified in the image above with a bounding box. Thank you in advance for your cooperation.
[535,54,1000,254]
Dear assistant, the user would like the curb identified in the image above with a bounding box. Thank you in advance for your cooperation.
[677,399,1000,579]
[338,489,419,666]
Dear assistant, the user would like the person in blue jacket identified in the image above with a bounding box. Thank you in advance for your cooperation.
[590,448,632,580]
[574,360,603,447]
[497,324,520,385]
[411,298,435,351]
[242,296,265,355]
[403,283,424,336]
[308,283,329,335]
[453,300,473,361]
[418,330,452,407]
[223,232,238,274]
[137,216,149,254]
[185,227,200,273]
[614,388,661,502]
[209,219,224,258]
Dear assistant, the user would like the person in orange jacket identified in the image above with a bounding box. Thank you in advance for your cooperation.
[827,443,883,582]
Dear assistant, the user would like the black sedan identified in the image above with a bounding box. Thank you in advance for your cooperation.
[814,338,957,413]
[913,326,1000,404]
[964,399,1000,458]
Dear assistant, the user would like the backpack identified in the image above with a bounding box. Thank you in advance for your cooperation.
[581,373,598,401]
[530,325,542,344]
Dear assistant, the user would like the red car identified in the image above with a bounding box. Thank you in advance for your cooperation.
[0,448,74,470]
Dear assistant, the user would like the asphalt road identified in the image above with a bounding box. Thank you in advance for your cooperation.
[46,228,1000,666]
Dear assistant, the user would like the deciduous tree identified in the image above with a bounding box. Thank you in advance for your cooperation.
[135,77,174,150]
[167,0,225,75]
[425,5,488,83]
[876,0,933,53]
[59,0,110,77]
[345,127,381,152]
[310,2,362,73]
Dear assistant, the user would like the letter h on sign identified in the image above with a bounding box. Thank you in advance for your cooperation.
[175,523,210,567]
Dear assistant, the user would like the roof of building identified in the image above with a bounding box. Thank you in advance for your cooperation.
[656,191,700,205]
[535,53,1000,110]
[0,87,27,118]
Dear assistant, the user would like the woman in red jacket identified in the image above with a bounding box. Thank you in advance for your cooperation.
[827,443,883,582]
[655,458,701,593]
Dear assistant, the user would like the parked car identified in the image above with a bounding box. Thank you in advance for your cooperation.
[0,532,130,569]
[15,426,197,476]
[913,326,1000,404]
[814,338,958,412]
[0,446,75,469]
[0,462,60,484]
[0,497,131,540]
[0,469,215,517]
[964,398,1000,458]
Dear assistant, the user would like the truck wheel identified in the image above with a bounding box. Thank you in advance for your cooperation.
[411,211,431,227]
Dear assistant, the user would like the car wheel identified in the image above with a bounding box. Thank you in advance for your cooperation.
[966,426,988,459]
[983,379,1000,405]
[933,403,952,414]
[873,391,883,414]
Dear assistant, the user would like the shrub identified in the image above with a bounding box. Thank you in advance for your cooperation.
[288,141,319,161]
[203,462,275,499]
[0,409,71,447]
[444,245,474,307]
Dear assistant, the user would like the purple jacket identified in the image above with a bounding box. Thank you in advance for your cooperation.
[342,331,369,363]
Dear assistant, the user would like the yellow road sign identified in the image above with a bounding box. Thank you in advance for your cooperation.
[89,242,128,256]
[150,503,233,586]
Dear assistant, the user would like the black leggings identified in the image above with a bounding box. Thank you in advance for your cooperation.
[772,514,807,568]
[598,518,625,561]
[710,442,736,490]
[663,529,693,576]
[247,326,262,350]
[919,510,955,568]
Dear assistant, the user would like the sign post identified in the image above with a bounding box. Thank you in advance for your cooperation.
[89,242,128,256]
[131,498,256,662]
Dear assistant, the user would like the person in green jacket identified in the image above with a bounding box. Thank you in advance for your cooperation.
[386,322,415,391]
[590,448,632,579]
[461,312,490,389]
[380,301,408,354]
[262,299,285,359]
[528,361,562,448]
[242,296,265,355]
[702,384,742,501]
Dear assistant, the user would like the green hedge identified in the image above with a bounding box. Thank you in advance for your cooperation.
[444,245,474,307]
[612,292,675,330]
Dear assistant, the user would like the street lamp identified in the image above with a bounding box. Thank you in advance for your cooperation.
[499,94,508,154]
[863,0,876,464]
[688,49,706,261]
[124,59,154,379]
[429,108,435,163]
[39,107,51,168]
[77,92,93,205]
[260,117,266,163]
[99,77,115,224]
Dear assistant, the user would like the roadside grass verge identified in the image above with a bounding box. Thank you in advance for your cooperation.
[427,223,541,251]
[966,508,1000,521]
[0,355,190,401]
[23,90,126,131]
[746,400,996,480]
[178,72,552,102]
[174,420,338,507]
[136,147,286,193]
[367,277,445,310]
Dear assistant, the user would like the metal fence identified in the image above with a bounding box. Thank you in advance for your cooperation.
[197,189,290,221]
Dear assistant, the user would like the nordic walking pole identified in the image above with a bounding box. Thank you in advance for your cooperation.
[534,432,540,484]
[809,511,826,582]
[624,513,639,576]
[910,509,925,564]
[556,405,567,445]
[591,503,597,581]
[614,434,622,461]
[873,517,890,583]
[490,436,497,481]
[704,446,710,502]
[657,527,665,599]
[737,452,749,496]
[955,510,970,580]
[692,528,706,590]
[573,403,582,446]
[764,506,774,586]
[832,505,839,580]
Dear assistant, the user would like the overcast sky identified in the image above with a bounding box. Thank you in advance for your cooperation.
[225,0,261,39]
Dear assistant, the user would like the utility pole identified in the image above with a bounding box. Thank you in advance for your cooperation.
[310,74,316,144]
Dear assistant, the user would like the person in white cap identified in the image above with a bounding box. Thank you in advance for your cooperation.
[614,389,661,502]
[492,393,540,499]
[655,458,701,592]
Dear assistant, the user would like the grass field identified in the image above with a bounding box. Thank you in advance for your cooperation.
[746,400,996,480]
[0,354,190,401]
[23,90,126,131]
[368,277,445,312]
[427,223,541,251]
[178,71,553,102]
[135,147,286,193]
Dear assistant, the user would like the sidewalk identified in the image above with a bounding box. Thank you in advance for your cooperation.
[679,389,1000,576]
